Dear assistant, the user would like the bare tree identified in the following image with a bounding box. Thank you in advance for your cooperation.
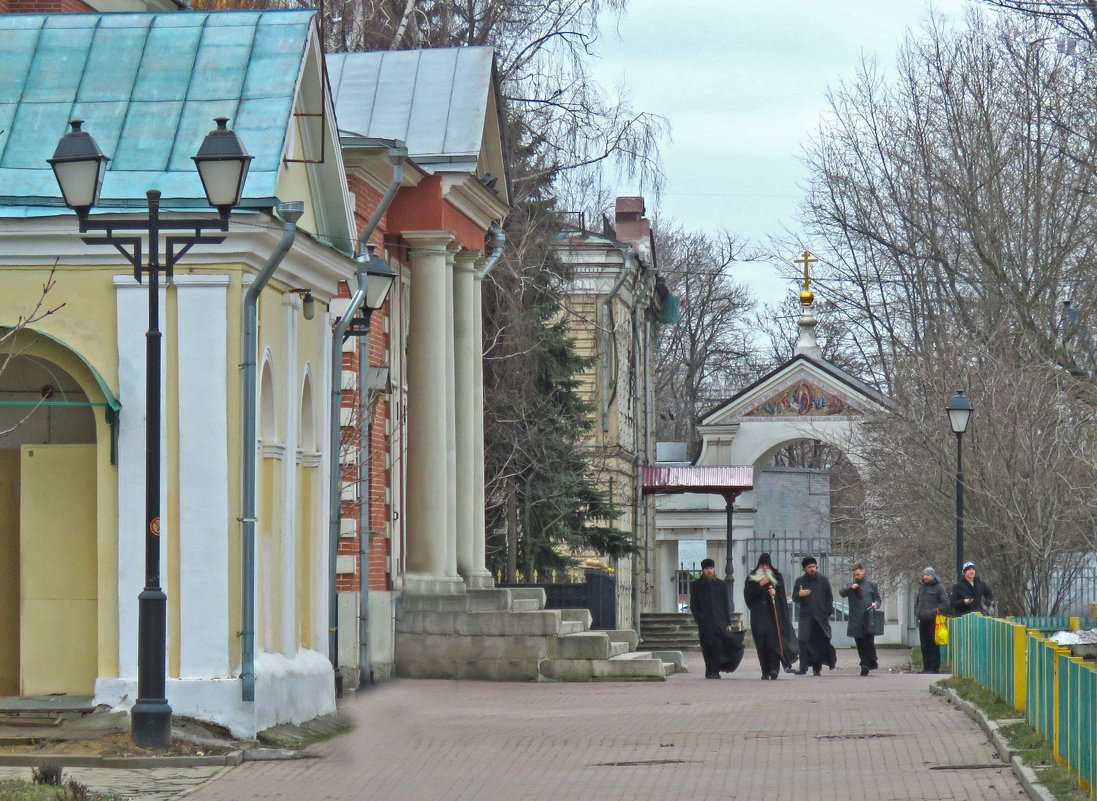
[803,11,1097,384]
[651,227,755,458]
[795,10,1097,612]
[0,266,65,437]
[975,0,1097,45]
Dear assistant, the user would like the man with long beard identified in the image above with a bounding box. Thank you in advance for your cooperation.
[744,553,798,680]
[791,556,837,676]
[689,558,739,679]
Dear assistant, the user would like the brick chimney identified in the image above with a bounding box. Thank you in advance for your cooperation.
[613,196,651,260]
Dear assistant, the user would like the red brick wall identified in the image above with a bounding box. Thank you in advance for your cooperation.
[334,175,395,594]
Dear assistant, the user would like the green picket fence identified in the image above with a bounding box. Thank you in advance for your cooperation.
[955,614,1097,796]
[1010,616,1097,632]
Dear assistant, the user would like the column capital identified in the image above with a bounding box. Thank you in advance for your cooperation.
[454,249,482,273]
[401,230,457,250]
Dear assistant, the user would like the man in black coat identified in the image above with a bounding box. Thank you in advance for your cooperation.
[744,553,799,680]
[951,560,994,616]
[839,561,882,676]
[792,556,837,676]
[689,558,737,679]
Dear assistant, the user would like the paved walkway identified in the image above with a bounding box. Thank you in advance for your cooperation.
[0,648,1030,801]
[163,646,1028,801]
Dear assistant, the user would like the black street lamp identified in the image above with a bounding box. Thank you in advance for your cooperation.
[946,390,974,584]
[50,117,252,750]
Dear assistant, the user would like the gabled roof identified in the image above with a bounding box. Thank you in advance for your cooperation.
[0,10,316,215]
[327,46,507,197]
[699,354,892,426]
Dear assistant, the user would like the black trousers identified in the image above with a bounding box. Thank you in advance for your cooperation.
[853,635,878,670]
[698,632,723,675]
[756,646,782,677]
[918,618,941,672]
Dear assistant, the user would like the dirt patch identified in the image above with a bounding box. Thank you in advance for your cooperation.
[0,732,235,758]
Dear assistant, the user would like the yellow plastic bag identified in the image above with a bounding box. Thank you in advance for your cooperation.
[934,613,949,646]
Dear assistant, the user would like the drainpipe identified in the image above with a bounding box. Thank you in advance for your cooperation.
[601,267,629,432]
[332,146,405,696]
[241,201,304,703]
[479,223,506,278]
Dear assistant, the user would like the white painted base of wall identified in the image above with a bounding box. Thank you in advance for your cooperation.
[95,648,336,739]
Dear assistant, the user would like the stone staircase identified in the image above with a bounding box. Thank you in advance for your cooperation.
[639,612,746,651]
[395,587,685,681]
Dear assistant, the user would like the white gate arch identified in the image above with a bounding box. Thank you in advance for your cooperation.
[651,307,902,640]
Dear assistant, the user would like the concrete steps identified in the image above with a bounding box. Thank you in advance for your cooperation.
[639,612,745,651]
[395,589,683,682]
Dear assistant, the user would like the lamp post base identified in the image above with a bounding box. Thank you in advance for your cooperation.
[131,698,173,750]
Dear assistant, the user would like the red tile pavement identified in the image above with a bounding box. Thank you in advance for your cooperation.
[179,647,1029,801]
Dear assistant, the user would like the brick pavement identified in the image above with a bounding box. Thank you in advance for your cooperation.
[171,646,1029,801]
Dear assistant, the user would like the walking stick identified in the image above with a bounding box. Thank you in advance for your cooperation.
[770,592,786,666]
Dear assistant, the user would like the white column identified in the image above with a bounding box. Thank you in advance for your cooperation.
[114,276,167,679]
[453,250,488,587]
[175,275,231,678]
[280,292,301,657]
[444,243,459,581]
[470,271,492,588]
[402,231,463,595]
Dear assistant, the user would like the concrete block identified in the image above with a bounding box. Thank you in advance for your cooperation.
[549,632,611,660]
[560,608,593,628]
[608,640,630,657]
[506,587,547,607]
[605,629,639,650]
[510,597,543,611]
[558,619,586,635]
[462,659,541,681]
[455,611,561,636]
[466,589,513,612]
[539,659,595,681]
[594,654,666,680]
[400,594,470,613]
[649,650,686,671]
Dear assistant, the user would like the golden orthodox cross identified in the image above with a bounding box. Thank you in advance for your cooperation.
[794,250,817,291]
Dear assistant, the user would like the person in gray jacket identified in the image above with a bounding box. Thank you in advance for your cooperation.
[839,561,882,676]
[915,567,949,674]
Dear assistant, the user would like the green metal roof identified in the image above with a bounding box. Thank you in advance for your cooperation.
[0,9,315,216]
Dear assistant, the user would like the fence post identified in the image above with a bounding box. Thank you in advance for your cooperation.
[1054,647,1071,765]
[1012,623,1027,713]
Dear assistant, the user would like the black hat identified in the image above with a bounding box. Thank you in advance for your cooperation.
[700,558,715,569]
[801,556,817,569]
[757,553,772,567]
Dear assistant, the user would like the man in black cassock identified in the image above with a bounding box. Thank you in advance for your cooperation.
[791,556,837,675]
[744,553,799,680]
[689,558,740,679]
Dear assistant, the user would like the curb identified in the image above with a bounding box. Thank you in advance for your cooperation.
[930,685,1056,801]
[0,750,245,769]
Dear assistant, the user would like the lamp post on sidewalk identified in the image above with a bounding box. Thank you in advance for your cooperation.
[49,117,252,750]
[945,390,974,584]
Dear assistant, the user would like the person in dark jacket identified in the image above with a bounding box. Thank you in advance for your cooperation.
[951,561,994,616]
[744,553,798,680]
[792,556,837,675]
[689,558,736,679]
[914,566,949,674]
[839,561,882,676]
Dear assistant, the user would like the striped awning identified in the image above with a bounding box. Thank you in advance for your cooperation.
[642,465,753,495]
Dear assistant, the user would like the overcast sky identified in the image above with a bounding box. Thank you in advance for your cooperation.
[590,0,972,306]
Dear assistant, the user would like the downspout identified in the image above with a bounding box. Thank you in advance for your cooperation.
[241,201,304,703]
[602,267,629,432]
[332,146,404,695]
[479,222,506,278]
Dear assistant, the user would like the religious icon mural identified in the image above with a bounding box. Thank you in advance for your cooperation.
[745,380,857,417]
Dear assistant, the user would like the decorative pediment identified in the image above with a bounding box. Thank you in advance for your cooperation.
[744,379,860,418]
[700,355,890,427]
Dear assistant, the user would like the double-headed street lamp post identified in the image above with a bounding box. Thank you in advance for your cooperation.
[49,117,252,750]
[946,390,974,584]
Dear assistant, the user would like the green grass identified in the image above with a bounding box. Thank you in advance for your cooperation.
[0,772,123,801]
[944,683,1089,801]
[940,676,1022,720]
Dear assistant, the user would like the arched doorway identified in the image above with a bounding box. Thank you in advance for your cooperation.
[0,329,115,695]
